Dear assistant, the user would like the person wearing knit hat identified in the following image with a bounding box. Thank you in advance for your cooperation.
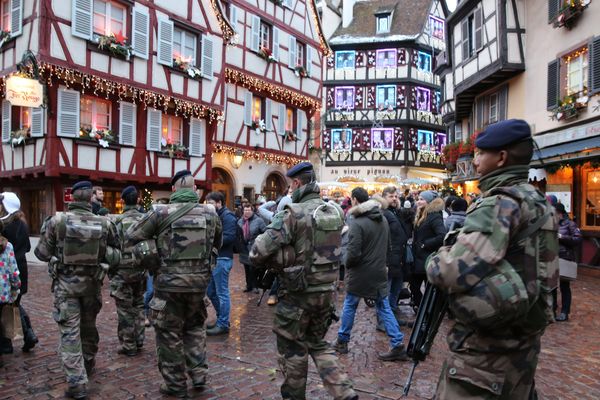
[418,190,438,204]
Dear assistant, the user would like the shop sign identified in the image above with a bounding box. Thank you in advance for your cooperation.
[535,119,600,149]
[5,75,43,107]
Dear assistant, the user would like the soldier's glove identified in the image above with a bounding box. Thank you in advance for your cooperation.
[443,229,461,247]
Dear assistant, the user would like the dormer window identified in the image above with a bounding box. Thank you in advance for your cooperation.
[376,13,391,34]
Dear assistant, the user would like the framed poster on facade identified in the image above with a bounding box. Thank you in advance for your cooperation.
[371,128,393,152]
[417,130,434,152]
[415,87,431,111]
[331,129,352,152]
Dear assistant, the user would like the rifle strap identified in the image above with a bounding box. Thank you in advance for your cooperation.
[512,209,551,244]
[157,203,197,236]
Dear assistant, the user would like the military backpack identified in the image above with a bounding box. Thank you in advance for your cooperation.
[56,212,109,267]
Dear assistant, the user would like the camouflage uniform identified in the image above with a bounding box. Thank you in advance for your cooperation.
[125,189,222,396]
[34,201,120,388]
[426,165,559,399]
[110,205,146,354]
[250,182,356,400]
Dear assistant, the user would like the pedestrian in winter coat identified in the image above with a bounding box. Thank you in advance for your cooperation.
[333,187,409,362]
[0,193,37,353]
[411,191,446,308]
[552,202,581,322]
[444,198,468,231]
[237,204,266,292]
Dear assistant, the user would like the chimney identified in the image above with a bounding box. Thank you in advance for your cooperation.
[342,0,355,28]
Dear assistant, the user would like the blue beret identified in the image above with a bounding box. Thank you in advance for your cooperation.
[286,162,313,178]
[72,181,92,192]
[475,119,531,150]
[121,185,138,199]
[171,170,192,186]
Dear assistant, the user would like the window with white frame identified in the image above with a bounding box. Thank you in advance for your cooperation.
[162,114,183,145]
[296,42,305,68]
[376,49,396,68]
[260,21,270,49]
[93,0,126,36]
[376,13,391,34]
[80,96,111,132]
[489,93,498,124]
[335,87,355,109]
[173,28,197,65]
[1,0,9,32]
[285,106,295,132]
[376,85,396,109]
[19,107,30,129]
[567,50,589,95]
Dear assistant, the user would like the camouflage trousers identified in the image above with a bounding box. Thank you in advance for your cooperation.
[149,291,208,393]
[434,336,541,399]
[110,278,146,352]
[274,292,356,400]
[52,293,102,386]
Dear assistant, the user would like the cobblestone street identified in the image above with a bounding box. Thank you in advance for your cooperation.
[1,259,600,400]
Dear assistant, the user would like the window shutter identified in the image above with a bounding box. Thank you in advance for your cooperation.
[461,19,469,61]
[201,35,214,80]
[244,91,253,126]
[251,16,260,52]
[296,110,303,139]
[146,108,162,151]
[230,5,238,32]
[189,118,206,157]
[498,86,508,121]
[590,36,600,95]
[278,104,286,135]
[157,19,174,66]
[272,27,280,61]
[547,59,560,109]
[474,8,483,51]
[57,88,80,138]
[131,7,149,59]
[548,0,560,22]
[119,101,136,146]
[10,0,22,37]
[475,98,484,130]
[1,100,10,143]
[265,99,272,130]
[306,46,312,76]
[288,36,297,69]
[30,107,44,137]
[71,0,92,40]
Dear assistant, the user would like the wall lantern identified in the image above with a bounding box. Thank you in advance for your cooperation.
[231,149,244,169]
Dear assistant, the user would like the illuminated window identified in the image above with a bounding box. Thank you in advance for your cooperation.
[335,51,355,69]
[376,49,396,68]
[260,21,270,49]
[80,96,111,131]
[162,114,183,145]
[429,15,444,39]
[376,85,396,108]
[1,0,10,32]
[20,107,31,129]
[252,96,264,122]
[567,49,588,95]
[286,106,295,132]
[335,87,355,109]
[93,0,126,36]
[173,28,197,65]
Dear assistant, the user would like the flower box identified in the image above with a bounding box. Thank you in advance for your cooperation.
[258,46,277,63]
[9,128,30,147]
[173,55,203,80]
[284,130,297,141]
[553,1,589,29]
[550,94,589,122]
[294,65,309,78]
[161,141,188,159]
[95,31,132,60]
[251,119,268,133]
[0,30,13,49]
[79,127,115,148]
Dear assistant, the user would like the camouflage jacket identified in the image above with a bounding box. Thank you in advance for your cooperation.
[426,165,559,352]
[250,182,343,293]
[112,205,146,283]
[34,202,121,297]
[125,194,222,293]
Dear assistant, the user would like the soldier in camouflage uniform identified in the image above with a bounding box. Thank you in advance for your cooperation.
[110,186,146,356]
[34,181,121,399]
[250,162,357,400]
[425,120,559,399]
[125,170,222,398]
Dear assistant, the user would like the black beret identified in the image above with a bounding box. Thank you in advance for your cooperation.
[286,162,313,178]
[475,119,532,150]
[72,181,93,192]
[171,170,192,186]
[121,185,138,199]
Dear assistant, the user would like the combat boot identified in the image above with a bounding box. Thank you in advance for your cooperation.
[159,383,188,398]
[378,345,409,362]
[331,338,349,354]
[84,359,95,377]
[117,347,138,356]
[22,328,39,352]
[191,375,207,390]
[65,384,87,399]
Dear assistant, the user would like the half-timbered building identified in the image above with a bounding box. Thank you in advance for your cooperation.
[212,0,328,207]
[0,0,231,232]
[321,0,448,188]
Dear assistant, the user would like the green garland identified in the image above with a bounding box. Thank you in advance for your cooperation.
[543,157,600,175]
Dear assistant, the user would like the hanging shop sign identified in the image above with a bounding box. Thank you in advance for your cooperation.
[5,75,43,107]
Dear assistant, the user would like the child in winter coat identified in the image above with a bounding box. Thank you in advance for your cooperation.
[0,235,21,366]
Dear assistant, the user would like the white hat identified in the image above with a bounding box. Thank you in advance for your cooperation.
[1,192,20,216]
[403,200,412,209]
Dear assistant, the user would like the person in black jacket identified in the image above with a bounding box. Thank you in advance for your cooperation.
[411,190,446,309]
[0,192,37,352]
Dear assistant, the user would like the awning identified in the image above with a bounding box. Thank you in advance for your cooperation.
[408,169,448,180]
[533,136,600,160]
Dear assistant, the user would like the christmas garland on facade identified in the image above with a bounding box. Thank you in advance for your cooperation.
[213,143,306,166]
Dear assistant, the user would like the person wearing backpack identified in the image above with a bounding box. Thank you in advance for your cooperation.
[109,186,146,356]
[250,162,357,400]
[125,170,222,398]
[34,181,121,399]
[426,120,559,399]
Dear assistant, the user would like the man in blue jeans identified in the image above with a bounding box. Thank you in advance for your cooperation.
[205,192,237,336]
[332,187,409,361]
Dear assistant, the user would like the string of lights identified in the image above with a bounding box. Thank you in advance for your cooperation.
[212,143,306,166]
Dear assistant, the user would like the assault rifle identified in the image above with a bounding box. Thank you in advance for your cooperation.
[403,282,448,396]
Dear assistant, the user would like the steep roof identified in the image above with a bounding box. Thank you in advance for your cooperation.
[329,0,431,45]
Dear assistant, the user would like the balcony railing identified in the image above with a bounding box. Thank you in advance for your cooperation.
[324,107,443,126]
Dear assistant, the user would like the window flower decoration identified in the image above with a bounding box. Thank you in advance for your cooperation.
[294,65,309,78]
[79,127,115,148]
[160,137,188,159]
[96,31,133,60]
[553,0,590,29]
[550,94,589,121]
[251,119,268,133]
[173,54,203,80]
[10,128,30,148]
[284,130,297,141]
[0,30,12,49]
[258,46,277,63]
